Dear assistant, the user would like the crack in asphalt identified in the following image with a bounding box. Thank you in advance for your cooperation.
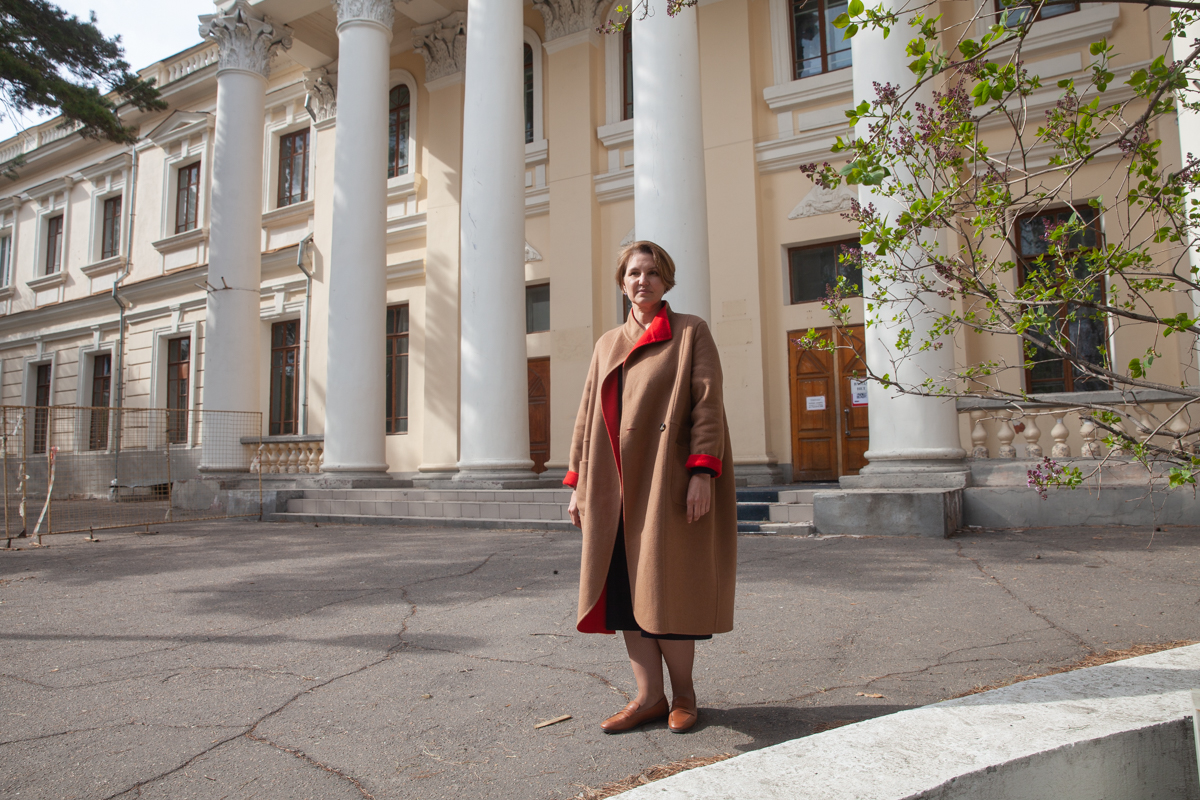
[955,541,1093,653]
[98,552,504,800]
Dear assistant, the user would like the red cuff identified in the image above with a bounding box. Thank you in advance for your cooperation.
[685,454,722,478]
[563,471,579,489]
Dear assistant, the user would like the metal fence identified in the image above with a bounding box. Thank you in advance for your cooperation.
[1,406,262,544]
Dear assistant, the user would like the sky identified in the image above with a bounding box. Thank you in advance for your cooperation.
[0,0,216,140]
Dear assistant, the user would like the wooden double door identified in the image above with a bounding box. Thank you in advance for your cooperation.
[788,326,869,481]
[528,357,550,473]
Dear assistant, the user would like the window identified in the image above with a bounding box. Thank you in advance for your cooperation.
[0,233,10,286]
[526,283,550,333]
[33,363,51,454]
[175,162,201,234]
[790,0,852,79]
[166,336,190,444]
[788,239,862,304]
[45,215,64,274]
[278,129,310,208]
[101,196,122,260]
[525,43,535,145]
[621,25,634,121]
[89,354,111,451]
[386,305,409,434]
[1016,206,1108,394]
[269,321,300,436]
[388,84,411,179]
[995,0,1078,27]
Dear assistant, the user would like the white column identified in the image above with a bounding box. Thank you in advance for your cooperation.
[849,19,966,485]
[457,0,534,482]
[632,3,712,321]
[1175,21,1200,378]
[322,0,393,474]
[198,3,290,470]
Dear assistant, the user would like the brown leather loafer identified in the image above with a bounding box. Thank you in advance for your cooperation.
[668,697,698,733]
[600,697,669,734]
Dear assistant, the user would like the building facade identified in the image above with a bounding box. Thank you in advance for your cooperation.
[0,0,1195,492]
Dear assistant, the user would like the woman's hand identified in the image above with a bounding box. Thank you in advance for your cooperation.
[686,473,712,524]
[568,490,581,529]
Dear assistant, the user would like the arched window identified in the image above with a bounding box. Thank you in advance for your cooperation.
[388,84,410,178]
[621,25,633,120]
[524,43,534,144]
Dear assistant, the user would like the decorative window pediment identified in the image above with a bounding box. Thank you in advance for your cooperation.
[148,111,214,149]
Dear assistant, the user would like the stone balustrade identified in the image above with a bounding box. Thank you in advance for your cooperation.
[242,435,324,475]
[166,44,219,84]
[958,390,1198,460]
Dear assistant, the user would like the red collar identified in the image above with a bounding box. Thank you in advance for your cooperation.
[627,303,672,355]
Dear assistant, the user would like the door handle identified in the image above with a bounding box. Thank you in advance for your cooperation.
[843,406,850,438]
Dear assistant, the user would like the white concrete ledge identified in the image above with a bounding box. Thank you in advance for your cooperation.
[622,644,1200,799]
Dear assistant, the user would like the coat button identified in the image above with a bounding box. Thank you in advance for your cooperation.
[660,423,666,431]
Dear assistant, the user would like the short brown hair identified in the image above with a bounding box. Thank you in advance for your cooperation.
[616,240,677,291]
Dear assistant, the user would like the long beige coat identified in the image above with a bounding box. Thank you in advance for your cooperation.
[566,303,737,636]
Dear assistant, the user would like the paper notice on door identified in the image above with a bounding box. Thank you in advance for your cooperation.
[806,395,826,411]
[850,379,869,406]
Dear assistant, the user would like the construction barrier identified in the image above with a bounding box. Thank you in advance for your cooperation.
[1,406,262,544]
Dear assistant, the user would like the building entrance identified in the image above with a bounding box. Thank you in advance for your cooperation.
[788,326,869,481]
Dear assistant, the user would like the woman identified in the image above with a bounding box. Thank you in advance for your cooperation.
[565,240,737,735]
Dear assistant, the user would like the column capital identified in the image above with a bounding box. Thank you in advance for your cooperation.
[334,0,395,35]
[413,11,467,85]
[533,0,607,42]
[198,0,292,79]
[303,66,338,126]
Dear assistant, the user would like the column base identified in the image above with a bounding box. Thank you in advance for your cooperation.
[449,462,540,489]
[313,471,405,489]
[813,488,963,538]
[842,450,970,489]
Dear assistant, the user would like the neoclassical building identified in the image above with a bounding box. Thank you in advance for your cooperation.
[0,0,1197,522]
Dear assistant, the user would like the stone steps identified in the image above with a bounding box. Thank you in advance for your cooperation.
[265,484,824,535]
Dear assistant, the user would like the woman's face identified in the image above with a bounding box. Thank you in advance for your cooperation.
[623,252,667,310]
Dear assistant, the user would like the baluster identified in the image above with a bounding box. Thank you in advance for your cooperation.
[969,410,990,459]
[313,442,324,473]
[296,443,311,474]
[1136,404,1157,441]
[249,444,262,474]
[997,412,1017,459]
[1050,410,1071,458]
[1022,414,1043,459]
[1079,414,1103,458]
[268,443,282,474]
[286,443,300,474]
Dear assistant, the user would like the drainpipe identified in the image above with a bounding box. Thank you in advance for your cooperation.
[295,232,314,435]
[110,143,139,495]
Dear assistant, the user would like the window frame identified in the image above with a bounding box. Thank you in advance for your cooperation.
[994,0,1079,26]
[1014,204,1108,394]
[788,0,854,81]
[44,214,64,275]
[0,231,11,287]
[277,128,310,208]
[166,335,191,445]
[385,304,410,435]
[525,282,550,334]
[787,237,863,305]
[621,25,634,121]
[269,320,301,437]
[388,83,412,179]
[33,362,52,454]
[100,195,122,261]
[88,353,112,451]
[175,161,201,235]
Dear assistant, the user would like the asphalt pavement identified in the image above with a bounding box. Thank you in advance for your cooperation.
[1,520,1198,800]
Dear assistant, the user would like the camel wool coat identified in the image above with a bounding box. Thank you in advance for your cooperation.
[565,303,737,636]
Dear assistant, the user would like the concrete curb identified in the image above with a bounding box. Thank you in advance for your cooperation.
[619,644,1200,799]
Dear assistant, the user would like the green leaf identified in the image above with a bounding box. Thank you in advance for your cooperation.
[832,12,850,28]
[848,0,864,16]
[843,23,858,38]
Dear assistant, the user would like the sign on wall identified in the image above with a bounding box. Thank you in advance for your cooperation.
[806,395,826,411]
[850,380,869,407]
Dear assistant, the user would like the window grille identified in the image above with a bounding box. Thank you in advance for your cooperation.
[167,336,190,444]
[269,321,300,436]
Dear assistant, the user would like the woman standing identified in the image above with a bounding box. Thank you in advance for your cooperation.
[565,241,737,735]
